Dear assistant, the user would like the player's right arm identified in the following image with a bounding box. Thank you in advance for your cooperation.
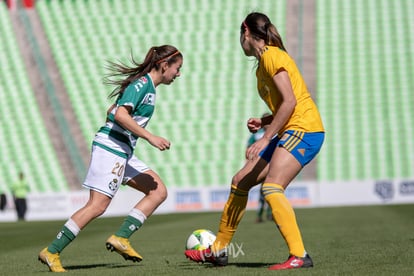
[247,114,274,133]
[114,105,170,151]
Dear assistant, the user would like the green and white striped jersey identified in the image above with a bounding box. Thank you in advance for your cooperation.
[96,73,156,154]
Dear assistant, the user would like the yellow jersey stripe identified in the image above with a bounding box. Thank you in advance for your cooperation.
[285,131,304,151]
[282,130,298,149]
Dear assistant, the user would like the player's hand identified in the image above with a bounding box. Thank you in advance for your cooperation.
[247,117,262,133]
[246,137,270,160]
[148,135,171,151]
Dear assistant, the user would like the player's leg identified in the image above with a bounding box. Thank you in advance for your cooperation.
[15,198,24,220]
[263,146,305,254]
[112,169,167,240]
[127,169,167,217]
[39,145,123,272]
[184,137,281,265]
[21,198,27,220]
[106,157,166,262]
[212,157,268,252]
[265,131,324,270]
[55,191,111,250]
[264,148,313,270]
[184,156,269,265]
[208,135,283,258]
[256,184,265,222]
[39,190,112,272]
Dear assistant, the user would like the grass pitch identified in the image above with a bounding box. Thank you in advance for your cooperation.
[1,204,413,275]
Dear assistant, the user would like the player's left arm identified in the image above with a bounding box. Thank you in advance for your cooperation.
[114,106,171,151]
[246,70,296,159]
[262,70,296,140]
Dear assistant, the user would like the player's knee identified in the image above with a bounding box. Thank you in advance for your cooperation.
[231,174,256,191]
[158,186,168,203]
[87,204,107,218]
[151,182,168,203]
[231,174,242,186]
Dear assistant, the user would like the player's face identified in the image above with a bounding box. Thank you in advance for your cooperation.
[240,32,252,56]
[163,58,182,84]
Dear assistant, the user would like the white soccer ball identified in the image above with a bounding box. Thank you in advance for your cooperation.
[186,229,216,250]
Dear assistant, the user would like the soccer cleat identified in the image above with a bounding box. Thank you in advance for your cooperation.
[184,247,228,266]
[106,235,143,263]
[38,247,67,272]
[268,254,314,270]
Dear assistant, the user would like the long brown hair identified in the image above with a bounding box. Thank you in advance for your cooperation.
[104,45,182,99]
[241,12,286,51]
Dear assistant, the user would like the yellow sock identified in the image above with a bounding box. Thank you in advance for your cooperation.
[212,185,248,252]
[262,183,306,257]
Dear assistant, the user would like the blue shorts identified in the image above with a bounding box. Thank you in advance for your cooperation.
[259,130,325,167]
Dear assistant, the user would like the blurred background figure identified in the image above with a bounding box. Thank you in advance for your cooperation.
[10,171,30,221]
[0,187,7,212]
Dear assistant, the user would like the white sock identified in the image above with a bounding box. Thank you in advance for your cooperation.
[129,208,147,225]
[64,218,81,236]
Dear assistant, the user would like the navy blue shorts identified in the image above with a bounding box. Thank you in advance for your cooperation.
[259,130,325,167]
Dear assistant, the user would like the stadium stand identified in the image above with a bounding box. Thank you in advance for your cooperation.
[35,0,283,188]
[0,2,68,193]
[2,0,413,193]
[316,0,414,180]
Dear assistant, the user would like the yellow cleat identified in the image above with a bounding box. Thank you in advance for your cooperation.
[38,247,67,272]
[106,235,143,263]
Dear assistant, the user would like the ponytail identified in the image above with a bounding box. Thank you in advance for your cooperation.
[241,12,287,52]
[104,45,182,99]
[265,23,286,51]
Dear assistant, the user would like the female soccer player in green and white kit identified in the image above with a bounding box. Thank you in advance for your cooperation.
[39,45,183,272]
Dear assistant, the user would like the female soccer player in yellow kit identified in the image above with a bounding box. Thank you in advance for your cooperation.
[185,12,324,270]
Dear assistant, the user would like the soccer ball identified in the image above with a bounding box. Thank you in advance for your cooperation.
[186,229,216,250]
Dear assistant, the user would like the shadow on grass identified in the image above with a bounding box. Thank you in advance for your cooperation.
[231,262,273,268]
[64,263,136,271]
[177,261,272,269]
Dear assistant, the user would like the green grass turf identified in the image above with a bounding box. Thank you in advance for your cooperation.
[1,204,413,275]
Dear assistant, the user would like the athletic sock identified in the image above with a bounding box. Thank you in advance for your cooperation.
[212,185,248,253]
[48,219,80,254]
[262,183,306,257]
[115,208,146,238]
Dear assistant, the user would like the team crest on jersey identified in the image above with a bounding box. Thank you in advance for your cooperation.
[134,77,149,92]
[108,178,119,191]
[140,76,148,83]
[142,93,156,106]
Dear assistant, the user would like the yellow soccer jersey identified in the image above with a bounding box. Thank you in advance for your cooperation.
[256,46,324,133]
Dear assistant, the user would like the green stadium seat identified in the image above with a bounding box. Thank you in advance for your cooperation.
[316,0,414,180]
[0,2,68,193]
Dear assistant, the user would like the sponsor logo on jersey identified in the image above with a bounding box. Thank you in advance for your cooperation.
[134,76,148,91]
[297,148,306,156]
[134,81,144,91]
[139,76,148,83]
[142,93,156,106]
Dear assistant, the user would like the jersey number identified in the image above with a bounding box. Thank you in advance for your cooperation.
[111,162,125,177]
